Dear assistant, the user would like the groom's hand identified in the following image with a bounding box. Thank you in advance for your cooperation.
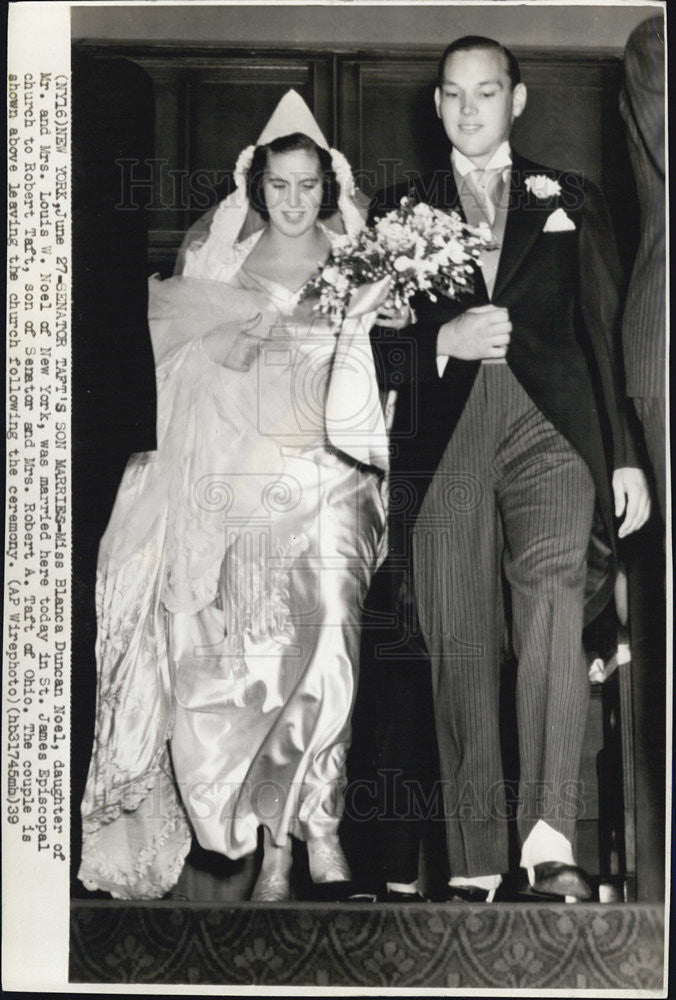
[375,303,412,329]
[612,467,651,538]
[437,305,512,361]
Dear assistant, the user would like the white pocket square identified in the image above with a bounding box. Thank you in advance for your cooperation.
[543,208,576,232]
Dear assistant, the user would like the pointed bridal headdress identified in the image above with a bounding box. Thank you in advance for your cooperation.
[179,90,366,279]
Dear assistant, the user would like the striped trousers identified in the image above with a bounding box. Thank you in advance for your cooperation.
[413,364,595,878]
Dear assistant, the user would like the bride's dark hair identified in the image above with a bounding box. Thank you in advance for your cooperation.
[247,132,339,220]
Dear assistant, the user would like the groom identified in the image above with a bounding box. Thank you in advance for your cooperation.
[368,36,649,901]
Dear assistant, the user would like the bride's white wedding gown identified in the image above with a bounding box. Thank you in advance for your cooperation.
[78,238,386,898]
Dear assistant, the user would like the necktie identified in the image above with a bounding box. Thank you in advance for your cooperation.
[466,166,507,226]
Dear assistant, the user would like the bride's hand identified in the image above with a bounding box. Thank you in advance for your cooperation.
[203,313,265,371]
[224,313,266,371]
[375,303,412,329]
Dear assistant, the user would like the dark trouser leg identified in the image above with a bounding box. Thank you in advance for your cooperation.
[352,562,441,887]
[495,377,595,848]
[376,656,442,885]
[414,369,508,878]
[633,396,665,521]
[627,397,666,899]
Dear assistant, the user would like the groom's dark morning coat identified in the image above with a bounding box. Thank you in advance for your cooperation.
[370,152,635,623]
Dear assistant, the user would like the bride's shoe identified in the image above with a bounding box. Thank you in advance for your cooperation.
[307,834,352,884]
[250,868,291,902]
[250,830,292,902]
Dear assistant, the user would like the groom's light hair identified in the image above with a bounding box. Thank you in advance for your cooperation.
[437,36,521,89]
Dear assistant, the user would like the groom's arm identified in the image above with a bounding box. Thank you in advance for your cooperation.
[577,178,638,469]
[578,177,651,535]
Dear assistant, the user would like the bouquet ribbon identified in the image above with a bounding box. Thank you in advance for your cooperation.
[325,276,392,470]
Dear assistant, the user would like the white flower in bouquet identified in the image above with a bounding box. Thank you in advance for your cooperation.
[412,202,434,219]
[375,217,410,250]
[322,265,342,286]
[445,239,467,265]
[331,233,354,253]
[393,255,411,273]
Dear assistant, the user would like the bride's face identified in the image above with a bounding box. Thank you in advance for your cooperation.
[262,148,324,238]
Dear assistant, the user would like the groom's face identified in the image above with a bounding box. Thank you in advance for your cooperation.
[435,47,526,167]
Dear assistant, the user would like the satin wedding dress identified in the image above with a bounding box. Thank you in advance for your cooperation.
[78,233,387,898]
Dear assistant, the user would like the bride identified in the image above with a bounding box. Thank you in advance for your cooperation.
[78,92,387,901]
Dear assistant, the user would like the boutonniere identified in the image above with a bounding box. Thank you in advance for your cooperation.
[525,175,562,200]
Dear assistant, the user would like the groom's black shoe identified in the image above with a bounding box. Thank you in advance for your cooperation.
[381,889,430,903]
[530,862,592,901]
[311,880,350,902]
[345,887,379,902]
[311,880,360,902]
[444,885,492,903]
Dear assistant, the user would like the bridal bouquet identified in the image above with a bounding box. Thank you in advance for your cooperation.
[303,196,490,321]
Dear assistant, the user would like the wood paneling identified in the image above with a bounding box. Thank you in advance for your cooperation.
[339,60,449,198]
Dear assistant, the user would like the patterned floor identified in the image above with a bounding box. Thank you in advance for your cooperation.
[70,901,665,989]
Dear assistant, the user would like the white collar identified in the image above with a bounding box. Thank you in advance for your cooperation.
[451,141,512,177]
